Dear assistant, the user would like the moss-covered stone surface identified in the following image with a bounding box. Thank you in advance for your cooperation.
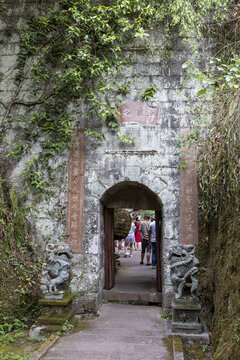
[0,329,45,360]
[198,212,240,360]
[183,342,212,360]
[0,176,41,337]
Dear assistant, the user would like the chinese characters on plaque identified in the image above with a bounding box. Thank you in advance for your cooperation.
[67,130,85,253]
[118,102,161,125]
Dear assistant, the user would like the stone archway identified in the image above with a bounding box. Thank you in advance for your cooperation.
[101,181,163,294]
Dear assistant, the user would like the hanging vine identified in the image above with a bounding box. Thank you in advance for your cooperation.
[0,0,234,194]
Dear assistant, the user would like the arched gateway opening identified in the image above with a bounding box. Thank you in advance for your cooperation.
[101,181,163,298]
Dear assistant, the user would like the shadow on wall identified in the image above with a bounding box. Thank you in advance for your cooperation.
[101,181,163,210]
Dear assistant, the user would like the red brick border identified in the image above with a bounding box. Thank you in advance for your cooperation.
[180,128,198,245]
[67,130,85,253]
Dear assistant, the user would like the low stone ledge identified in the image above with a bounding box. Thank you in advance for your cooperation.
[165,319,210,345]
[29,334,59,360]
[172,337,184,360]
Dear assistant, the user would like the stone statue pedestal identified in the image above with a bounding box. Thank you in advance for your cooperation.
[37,290,78,334]
[171,296,203,334]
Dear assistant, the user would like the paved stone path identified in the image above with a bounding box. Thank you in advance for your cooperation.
[115,247,156,292]
[43,303,173,360]
[42,248,173,360]
[103,247,161,303]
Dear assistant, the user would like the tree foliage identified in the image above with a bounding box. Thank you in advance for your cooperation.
[114,208,131,240]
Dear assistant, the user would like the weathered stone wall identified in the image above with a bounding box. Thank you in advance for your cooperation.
[70,33,205,311]
[0,0,68,252]
[68,36,203,311]
[0,0,204,312]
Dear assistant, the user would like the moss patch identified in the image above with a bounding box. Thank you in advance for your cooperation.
[198,212,240,360]
[0,176,41,328]
[38,309,75,325]
[183,342,212,360]
[0,329,45,360]
[73,320,93,333]
[162,338,173,357]
[173,337,183,353]
[39,291,74,306]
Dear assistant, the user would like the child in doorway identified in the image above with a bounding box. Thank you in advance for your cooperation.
[124,221,136,258]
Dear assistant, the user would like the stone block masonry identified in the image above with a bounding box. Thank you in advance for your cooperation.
[0,0,203,313]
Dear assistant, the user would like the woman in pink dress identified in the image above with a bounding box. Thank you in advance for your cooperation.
[134,216,142,250]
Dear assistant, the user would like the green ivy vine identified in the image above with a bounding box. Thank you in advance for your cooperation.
[1,0,235,194]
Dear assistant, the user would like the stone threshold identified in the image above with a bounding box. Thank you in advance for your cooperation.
[103,289,162,304]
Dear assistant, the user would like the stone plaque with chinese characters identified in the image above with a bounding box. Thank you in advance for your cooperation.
[67,130,85,253]
[180,128,198,245]
[118,102,161,125]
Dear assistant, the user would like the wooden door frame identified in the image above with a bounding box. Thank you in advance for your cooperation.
[155,210,162,292]
[104,207,162,293]
[104,207,115,290]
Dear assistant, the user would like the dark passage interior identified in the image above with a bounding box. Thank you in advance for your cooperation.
[101,181,163,303]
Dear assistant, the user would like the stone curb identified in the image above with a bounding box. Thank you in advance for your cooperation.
[172,337,184,360]
[165,319,210,344]
[29,334,59,360]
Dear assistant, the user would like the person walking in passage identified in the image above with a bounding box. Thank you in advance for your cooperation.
[139,214,151,265]
[134,216,141,251]
[124,220,136,258]
[149,215,156,269]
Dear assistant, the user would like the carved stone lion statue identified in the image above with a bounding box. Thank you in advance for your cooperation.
[40,243,73,295]
[169,245,199,299]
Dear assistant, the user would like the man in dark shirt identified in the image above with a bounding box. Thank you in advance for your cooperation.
[139,214,151,265]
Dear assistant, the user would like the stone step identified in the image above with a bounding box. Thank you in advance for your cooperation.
[46,338,169,350]
[103,289,162,304]
[42,303,175,360]
[44,344,172,360]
